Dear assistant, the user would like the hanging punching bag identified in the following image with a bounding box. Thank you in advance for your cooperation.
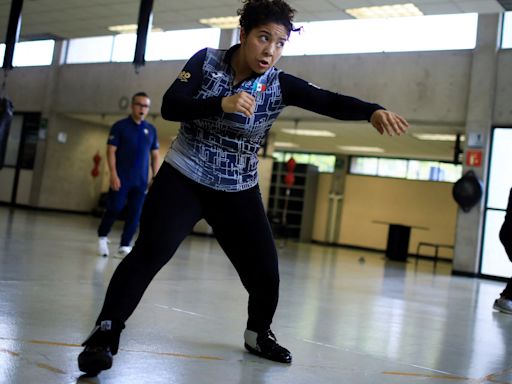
[0,97,14,169]
[452,170,483,212]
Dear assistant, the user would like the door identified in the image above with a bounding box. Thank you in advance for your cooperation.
[0,113,40,205]
[481,127,512,278]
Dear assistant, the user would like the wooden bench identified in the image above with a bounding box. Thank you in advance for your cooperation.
[415,242,454,266]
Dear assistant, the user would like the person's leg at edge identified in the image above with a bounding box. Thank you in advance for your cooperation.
[494,187,512,314]
[205,185,291,363]
[498,220,512,299]
[78,163,203,375]
[118,185,146,253]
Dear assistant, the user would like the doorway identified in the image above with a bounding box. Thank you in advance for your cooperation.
[0,112,41,205]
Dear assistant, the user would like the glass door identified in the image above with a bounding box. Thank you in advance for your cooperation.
[481,127,512,278]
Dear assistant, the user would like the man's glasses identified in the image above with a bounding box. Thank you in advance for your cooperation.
[133,103,150,108]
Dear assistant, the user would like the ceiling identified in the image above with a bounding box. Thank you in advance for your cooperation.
[1,0,505,160]
[0,0,505,40]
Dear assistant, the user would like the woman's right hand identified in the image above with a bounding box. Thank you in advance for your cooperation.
[221,92,256,117]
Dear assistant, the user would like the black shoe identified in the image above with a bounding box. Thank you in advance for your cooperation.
[78,320,123,376]
[78,345,113,376]
[244,329,292,364]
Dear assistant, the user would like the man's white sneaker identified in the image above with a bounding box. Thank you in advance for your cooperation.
[117,246,132,257]
[98,237,110,257]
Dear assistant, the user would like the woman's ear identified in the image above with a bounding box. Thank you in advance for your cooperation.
[239,28,246,45]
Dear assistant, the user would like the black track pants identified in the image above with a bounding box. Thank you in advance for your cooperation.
[97,161,280,332]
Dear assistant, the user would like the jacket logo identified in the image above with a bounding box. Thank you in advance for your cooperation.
[178,71,191,82]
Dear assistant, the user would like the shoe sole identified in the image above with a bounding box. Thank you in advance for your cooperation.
[244,343,292,364]
[493,303,512,314]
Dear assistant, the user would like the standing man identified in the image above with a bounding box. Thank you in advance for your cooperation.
[97,92,160,257]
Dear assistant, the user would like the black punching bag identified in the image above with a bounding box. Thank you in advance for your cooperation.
[0,97,14,169]
[452,170,483,212]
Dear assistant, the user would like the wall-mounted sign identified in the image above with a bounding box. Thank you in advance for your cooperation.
[467,132,484,148]
[57,132,68,144]
[466,150,482,167]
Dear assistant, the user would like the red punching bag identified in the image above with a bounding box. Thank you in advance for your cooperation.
[284,157,296,188]
[91,151,101,178]
[282,157,296,229]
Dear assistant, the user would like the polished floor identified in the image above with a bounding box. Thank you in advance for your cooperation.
[0,206,511,384]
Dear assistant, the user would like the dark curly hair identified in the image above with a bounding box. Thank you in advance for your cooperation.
[237,0,299,36]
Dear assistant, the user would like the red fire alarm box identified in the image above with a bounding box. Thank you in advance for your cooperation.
[466,150,482,167]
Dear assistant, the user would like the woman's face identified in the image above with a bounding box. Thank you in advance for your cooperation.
[240,23,288,74]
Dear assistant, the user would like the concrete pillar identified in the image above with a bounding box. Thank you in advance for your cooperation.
[218,28,239,50]
[452,14,502,275]
[29,39,64,206]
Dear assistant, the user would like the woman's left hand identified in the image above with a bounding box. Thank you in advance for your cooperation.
[370,109,409,136]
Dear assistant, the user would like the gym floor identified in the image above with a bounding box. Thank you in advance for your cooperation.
[0,206,511,384]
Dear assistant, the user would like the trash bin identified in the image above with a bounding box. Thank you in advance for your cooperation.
[385,224,411,262]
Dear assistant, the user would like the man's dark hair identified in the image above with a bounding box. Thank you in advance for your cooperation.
[132,92,149,103]
[237,0,298,36]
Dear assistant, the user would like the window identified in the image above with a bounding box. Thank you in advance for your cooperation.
[66,28,220,64]
[502,12,512,49]
[378,158,408,178]
[350,156,462,182]
[273,151,336,172]
[66,36,114,64]
[146,29,221,61]
[111,34,137,62]
[283,13,478,56]
[350,157,379,175]
[0,40,55,67]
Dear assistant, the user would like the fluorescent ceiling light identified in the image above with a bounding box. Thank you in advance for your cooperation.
[109,24,138,33]
[108,24,162,33]
[345,3,423,19]
[274,141,299,148]
[281,128,336,137]
[199,16,240,29]
[338,145,385,153]
[413,133,465,141]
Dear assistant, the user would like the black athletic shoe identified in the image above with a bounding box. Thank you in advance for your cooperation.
[78,345,113,376]
[78,320,123,376]
[244,329,292,364]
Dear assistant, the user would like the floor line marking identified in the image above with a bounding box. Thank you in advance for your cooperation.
[0,336,224,361]
[383,371,471,381]
[482,367,512,384]
[303,338,512,383]
[0,348,20,357]
[383,369,512,384]
[121,348,224,361]
[1,345,69,377]
[35,362,66,375]
[154,304,211,319]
